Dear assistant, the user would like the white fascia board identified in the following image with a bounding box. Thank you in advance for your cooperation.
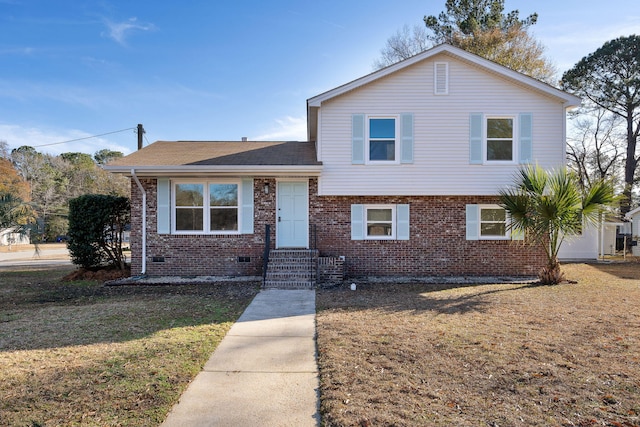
[102,164,323,177]
[307,44,581,108]
[625,206,640,219]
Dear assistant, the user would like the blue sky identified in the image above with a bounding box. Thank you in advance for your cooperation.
[1,0,639,157]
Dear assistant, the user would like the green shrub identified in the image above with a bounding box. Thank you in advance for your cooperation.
[68,194,130,270]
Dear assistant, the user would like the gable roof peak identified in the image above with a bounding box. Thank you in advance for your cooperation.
[307,43,580,108]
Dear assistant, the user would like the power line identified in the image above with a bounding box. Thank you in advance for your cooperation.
[31,127,136,148]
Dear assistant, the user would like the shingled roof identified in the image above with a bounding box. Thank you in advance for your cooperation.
[103,140,322,176]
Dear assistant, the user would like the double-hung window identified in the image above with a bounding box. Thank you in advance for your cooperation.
[486,117,514,162]
[351,204,410,240]
[479,205,508,239]
[368,117,398,162]
[466,204,521,241]
[366,205,396,239]
[209,183,239,231]
[470,113,532,165]
[173,180,240,234]
[175,183,204,231]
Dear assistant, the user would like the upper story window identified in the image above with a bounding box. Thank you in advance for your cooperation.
[486,117,514,162]
[368,117,398,162]
[352,114,413,165]
[469,113,532,165]
[173,180,240,234]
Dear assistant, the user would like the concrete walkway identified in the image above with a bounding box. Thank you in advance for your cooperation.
[161,289,320,427]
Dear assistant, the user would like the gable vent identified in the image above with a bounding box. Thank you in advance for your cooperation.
[434,62,449,95]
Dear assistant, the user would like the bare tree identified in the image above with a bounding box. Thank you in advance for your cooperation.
[562,35,640,214]
[374,0,556,83]
[374,24,430,69]
[567,107,625,191]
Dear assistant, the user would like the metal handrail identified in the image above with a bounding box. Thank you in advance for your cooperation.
[262,224,271,287]
[309,223,318,285]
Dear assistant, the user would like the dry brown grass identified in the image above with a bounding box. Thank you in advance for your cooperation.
[317,263,640,427]
[0,266,259,426]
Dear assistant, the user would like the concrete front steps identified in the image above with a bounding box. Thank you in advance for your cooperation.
[263,249,318,289]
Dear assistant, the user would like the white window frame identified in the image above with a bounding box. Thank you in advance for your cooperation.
[478,204,510,240]
[485,116,516,164]
[171,179,242,235]
[365,205,396,240]
[366,115,400,164]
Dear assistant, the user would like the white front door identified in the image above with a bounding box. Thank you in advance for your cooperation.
[277,180,309,248]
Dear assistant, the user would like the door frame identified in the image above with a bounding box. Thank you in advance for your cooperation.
[276,179,309,249]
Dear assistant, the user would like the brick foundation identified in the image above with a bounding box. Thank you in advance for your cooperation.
[129,177,545,278]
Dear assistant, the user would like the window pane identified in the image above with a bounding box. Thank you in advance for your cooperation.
[210,183,238,207]
[176,184,203,206]
[210,208,238,231]
[370,118,395,138]
[487,118,513,138]
[481,208,506,222]
[176,208,203,231]
[367,223,392,236]
[370,140,395,161]
[487,140,513,161]
[481,223,506,236]
[367,208,392,221]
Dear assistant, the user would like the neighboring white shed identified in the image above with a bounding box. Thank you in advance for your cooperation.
[558,223,599,260]
[625,206,640,256]
[557,221,623,260]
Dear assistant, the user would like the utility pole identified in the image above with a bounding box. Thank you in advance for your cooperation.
[136,124,145,150]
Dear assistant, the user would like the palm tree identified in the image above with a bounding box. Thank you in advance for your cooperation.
[499,165,618,284]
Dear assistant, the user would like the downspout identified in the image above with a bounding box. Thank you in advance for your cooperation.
[600,213,604,260]
[131,169,147,275]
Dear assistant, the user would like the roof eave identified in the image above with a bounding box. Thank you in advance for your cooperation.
[102,164,323,177]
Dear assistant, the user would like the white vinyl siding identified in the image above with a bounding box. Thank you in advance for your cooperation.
[317,54,567,196]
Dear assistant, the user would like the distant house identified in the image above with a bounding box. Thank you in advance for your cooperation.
[558,221,624,261]
[0,227,30,246]
[104,44,581,281]
[625,207,640,256]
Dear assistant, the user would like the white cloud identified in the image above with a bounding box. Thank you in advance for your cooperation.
[0,124,132,157]
[103,17,156,46]
[252,116,307,141]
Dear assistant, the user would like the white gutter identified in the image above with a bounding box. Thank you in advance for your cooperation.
[104,165,323,176]
[131,169,147,275]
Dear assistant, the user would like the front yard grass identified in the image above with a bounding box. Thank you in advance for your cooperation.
[0,266,259,426]
[317,262,640,426]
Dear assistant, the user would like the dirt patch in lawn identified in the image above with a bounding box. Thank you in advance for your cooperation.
[317,263,640,427]
[0,266,259,426]
[62,266,131,282]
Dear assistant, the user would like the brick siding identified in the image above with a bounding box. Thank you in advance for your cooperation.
[129,177,545,278]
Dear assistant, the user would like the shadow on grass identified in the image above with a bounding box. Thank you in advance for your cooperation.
[317,280,551,316]
[574,259,640,280]
[0,266,260,352]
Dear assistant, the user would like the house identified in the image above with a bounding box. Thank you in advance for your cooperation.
[557,221,624,261]
[0,227,30,247]
[104,44,581,281]
[625,207,640,256]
